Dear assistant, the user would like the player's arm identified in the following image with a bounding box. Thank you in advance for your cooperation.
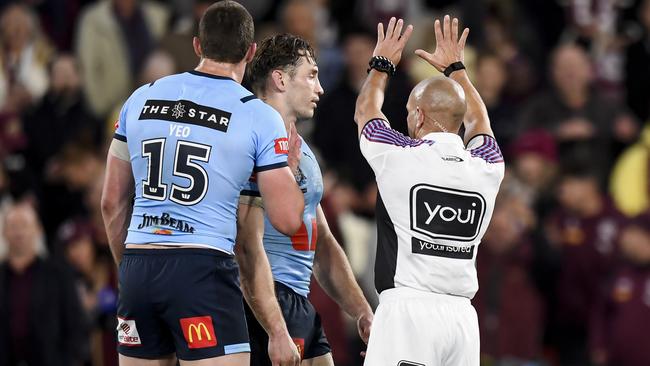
[312,205,374,344]
[256,127,304,236]
[415,15,493,144]
[101,140,134,265]
[354,17,413,137]
[235,203,300,366]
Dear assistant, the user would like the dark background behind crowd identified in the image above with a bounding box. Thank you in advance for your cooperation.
[0,0,649,365]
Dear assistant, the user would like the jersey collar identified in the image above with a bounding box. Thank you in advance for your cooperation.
[188,70,235,82]
[421,132,463,145]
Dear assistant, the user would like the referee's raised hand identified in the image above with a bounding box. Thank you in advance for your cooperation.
[373,17,414,66]
[415,14,469,72]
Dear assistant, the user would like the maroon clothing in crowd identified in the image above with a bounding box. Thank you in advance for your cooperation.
[474,239,545,361]
[591,265,650,366]
[551,201,623,328]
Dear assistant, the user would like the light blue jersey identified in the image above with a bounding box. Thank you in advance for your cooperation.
[241,138,324,297]
[115,71,288,254]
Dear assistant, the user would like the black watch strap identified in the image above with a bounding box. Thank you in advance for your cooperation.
[367,56,396,76]
[443,61,465,77]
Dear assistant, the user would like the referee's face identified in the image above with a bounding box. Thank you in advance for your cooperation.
[286,56,324,119]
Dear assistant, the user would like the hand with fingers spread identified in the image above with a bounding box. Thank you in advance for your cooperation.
[373,17,414,66]
[415,14,469,72]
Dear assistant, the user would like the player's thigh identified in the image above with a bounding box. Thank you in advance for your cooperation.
[179,353,249,366]
[444,304,480,366]
[119,353,176,366]
[301,352,334,366]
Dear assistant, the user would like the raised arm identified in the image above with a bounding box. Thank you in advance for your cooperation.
[354,17,413,137]
[415,15,493,144]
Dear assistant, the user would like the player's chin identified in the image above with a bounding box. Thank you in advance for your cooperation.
[299,107,316,119]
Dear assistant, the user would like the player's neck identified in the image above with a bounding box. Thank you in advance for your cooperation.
[260,94,297,131]
[194,58,245,83]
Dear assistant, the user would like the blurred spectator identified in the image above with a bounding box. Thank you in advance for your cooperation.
[474,52,519,148]
[624,0,650,122]
[473,178,545,364]
[312,28,412,215]
[590,218,650,366]
[509,130,558,216]
[0,3,52,113]
[547,164,624,366]
[57,218,117,366]
[519,44,638,183]
[22,54,101,190]
[76,0,169,118]
[278,0,343,91]
[0,166,10,260]
[160,0,212,73]
[38,143,103,244]
[0,203,88,366]
[32,0,84,52]
[610,124,650,217]
[483,13,538,101]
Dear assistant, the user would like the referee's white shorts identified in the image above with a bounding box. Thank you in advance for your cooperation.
[363,287,479,366]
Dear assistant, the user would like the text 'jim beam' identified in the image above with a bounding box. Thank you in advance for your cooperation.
[139,99,232,133]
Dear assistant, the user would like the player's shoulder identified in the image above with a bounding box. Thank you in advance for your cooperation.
[241,97,283,123]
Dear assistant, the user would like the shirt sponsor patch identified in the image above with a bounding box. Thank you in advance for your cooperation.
[274,138,289,154]
[117,317,142,346]
[180,316,218,349]
[410,184,486,242]
[411,237,474,259]
[139,99,231,133]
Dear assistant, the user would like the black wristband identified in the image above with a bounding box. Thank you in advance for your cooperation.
[367,56,396,76]
[443,61,465,77]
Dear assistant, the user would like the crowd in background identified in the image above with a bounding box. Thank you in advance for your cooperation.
[0,0,649,365]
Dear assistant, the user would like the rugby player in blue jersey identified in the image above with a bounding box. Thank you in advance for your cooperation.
[101,2,304,366]
[238,34,374,366]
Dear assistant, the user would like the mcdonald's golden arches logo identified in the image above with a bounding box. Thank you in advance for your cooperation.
[180,316,217,348]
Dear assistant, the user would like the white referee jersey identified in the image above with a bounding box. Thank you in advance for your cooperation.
[360,118,504,299]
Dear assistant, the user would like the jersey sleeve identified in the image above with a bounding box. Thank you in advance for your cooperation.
[113,100,129,142]
[252,105,289,172]
[466,134,505,164]
[360,118,434,174]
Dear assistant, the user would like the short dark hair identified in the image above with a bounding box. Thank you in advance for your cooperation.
[198,1,254,63]
[246,33,315,95]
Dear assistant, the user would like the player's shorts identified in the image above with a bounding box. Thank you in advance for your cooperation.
[364,287,479,366]
[245,281,331,364]
[116,248,250,361]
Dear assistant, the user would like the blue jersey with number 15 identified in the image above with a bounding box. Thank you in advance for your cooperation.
[114,71,288,254]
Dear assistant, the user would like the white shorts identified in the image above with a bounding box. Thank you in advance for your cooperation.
[363,287,479,366]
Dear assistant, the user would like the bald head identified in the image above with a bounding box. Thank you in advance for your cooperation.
[406,76,466,136]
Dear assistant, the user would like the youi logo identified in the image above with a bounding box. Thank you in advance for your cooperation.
[410,184,486,241]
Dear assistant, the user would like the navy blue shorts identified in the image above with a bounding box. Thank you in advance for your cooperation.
[117,248,250,361]
[245,281,331,364]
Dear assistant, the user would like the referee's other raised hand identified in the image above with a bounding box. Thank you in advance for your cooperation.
[415,14,469,72]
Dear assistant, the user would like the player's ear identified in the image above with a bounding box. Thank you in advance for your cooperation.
[192,37,202,58]
[244,43,257,63]
[416,107,425,126]
[270,69,287,92]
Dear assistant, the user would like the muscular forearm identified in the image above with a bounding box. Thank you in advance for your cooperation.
[354,70,389,133]
[102,201,132,265]
[235,205,290,338]
[313,235,372,319]
[237,243,289,337]
[450,70,493,143]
